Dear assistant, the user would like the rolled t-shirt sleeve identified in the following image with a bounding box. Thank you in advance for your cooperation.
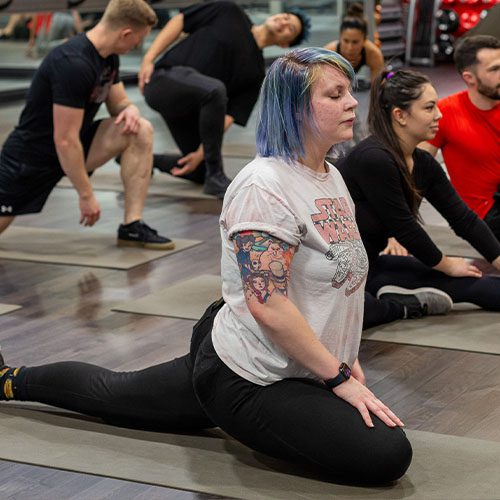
[223,184,303,246]
[50,55,94,109]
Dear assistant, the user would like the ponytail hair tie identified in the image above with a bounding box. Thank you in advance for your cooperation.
[385,71,395,80]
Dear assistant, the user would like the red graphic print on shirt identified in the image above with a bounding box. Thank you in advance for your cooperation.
[311,197,368,295]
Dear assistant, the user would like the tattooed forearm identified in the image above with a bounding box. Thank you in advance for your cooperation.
[233,231,295,304]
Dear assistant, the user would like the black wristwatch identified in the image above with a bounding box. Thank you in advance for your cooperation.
[324,362,352,389]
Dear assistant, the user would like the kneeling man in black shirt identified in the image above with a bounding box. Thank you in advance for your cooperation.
[139,1,311,198]
[0,0,174,250]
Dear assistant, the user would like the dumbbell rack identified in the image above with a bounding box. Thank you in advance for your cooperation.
[404,0,498,66]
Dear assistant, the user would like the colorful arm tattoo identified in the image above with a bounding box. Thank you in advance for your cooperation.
[232,231,295,304]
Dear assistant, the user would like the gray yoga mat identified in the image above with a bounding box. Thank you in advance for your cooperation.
[0,404,499,500]
[56,157,248,199]
[113,274,222,320]
[0,303,21,315]
[425,225,482,259]
[363,307,500,355]
[0,227,202,270]
[221,143,256,158]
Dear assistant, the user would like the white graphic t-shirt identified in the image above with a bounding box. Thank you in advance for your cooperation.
[212,156,368,385]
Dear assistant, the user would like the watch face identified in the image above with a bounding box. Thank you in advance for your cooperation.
[340,363,351,379]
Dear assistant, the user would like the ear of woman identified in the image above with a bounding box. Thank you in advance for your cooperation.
[392,108,406,126]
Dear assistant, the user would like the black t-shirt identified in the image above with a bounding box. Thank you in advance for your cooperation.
[3,33,119,168]
[336,136,500,266]
[155,1,265,126]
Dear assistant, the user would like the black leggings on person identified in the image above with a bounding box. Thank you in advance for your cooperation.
[363,255,500,329]
[143,66,227,184]
[9,300,411,485]
[484,194,500,242]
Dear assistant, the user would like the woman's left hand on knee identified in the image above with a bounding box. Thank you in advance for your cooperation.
[332,378,404,429]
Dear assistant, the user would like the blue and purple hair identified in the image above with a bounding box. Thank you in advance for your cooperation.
[256,47,355,163]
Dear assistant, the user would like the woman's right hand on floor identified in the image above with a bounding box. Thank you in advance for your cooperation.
[435,255,482,278]
[332,377,404,428]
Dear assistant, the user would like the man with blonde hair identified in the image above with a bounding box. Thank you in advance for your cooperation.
[0,0,174,249]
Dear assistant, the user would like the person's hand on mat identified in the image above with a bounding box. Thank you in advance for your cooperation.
[115,105,141,135]
[79,194,101,226]
[381,237,409,256]
[171,150,203,177]
[351,358,366,385]
[435,256,482,278]
[333,377,404,428]
[138,60,154,94]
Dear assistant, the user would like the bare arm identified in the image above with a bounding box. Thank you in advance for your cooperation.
[233,230,403,428]
[418,141,438,156]
[71,10,84,34]
[106,82,133,116]
[106,82,141,135]
[53,104,100,226]
[365,40,384,81]
[138,13,184,92]
[324,40,338,52]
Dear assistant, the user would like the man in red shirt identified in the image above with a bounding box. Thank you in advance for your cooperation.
[420,35,500,239]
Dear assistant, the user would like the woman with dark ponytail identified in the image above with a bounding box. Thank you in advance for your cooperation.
[324,3,384,83]
[325,3,384,146]
[337,68,500,330]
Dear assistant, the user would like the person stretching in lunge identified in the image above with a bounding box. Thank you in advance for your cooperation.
[0,0,173,250]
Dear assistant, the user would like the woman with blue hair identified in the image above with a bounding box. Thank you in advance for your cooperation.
[0,48,411,484]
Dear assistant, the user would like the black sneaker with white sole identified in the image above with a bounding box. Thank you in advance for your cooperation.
[117,220,175,250]
[377,286,453,319]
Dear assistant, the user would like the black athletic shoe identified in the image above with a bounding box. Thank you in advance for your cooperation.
[117,220,175,250]
[203,171,231,199]
[0,347,8,401]
[377,286,453,319]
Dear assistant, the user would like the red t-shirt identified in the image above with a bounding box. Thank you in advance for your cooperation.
[429,90,500,219]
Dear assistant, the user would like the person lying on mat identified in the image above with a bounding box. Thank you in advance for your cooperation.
[0,0,174,251]
[336,69,500,331]
[0,48,412,485]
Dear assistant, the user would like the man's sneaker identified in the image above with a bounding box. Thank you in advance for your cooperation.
[203,171,231,199]
[377,286,453,319]
[117,220,175,250]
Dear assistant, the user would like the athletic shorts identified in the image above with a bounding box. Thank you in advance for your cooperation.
[0,120,101,216]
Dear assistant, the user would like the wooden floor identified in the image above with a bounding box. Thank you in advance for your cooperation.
[1,58,500,498]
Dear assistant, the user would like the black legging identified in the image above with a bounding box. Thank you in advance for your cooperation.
[363,255,500,329]
[484,195,500,242]
[143,66,227,184]
[11,300,411,485]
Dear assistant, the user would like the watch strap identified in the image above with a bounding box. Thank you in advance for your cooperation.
[324,362,351,389]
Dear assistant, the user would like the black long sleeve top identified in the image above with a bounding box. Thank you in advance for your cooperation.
[336,136,500,267]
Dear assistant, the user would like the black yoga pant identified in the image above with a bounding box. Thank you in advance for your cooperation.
[484,196,500,242]
[143,66,227,183]
[363,255,500,329]
[18,301,412,484]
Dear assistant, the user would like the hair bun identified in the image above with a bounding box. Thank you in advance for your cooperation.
[346,2,364,18]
